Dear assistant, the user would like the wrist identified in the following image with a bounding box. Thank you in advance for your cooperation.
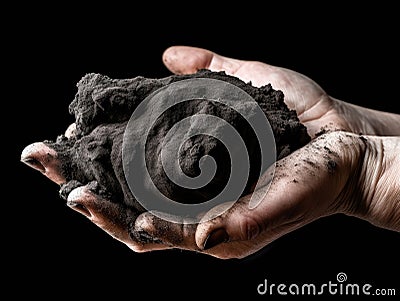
[339,134,400,231]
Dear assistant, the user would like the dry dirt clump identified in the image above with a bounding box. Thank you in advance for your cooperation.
[40,69,311,215]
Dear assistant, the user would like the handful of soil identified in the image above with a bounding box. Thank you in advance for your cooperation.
[36,69,311,217]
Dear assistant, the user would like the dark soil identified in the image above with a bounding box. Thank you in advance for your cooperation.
[45,69,310,214]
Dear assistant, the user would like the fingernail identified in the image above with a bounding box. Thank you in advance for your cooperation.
[203,228,229,250]
[66,201,91,217]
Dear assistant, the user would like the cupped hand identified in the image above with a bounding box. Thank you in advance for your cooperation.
[161,46,400,137]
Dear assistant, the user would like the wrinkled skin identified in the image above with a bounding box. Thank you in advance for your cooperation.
[21,46,400,259]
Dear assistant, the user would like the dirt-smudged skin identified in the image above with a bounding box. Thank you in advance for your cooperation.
[24,69,311,218]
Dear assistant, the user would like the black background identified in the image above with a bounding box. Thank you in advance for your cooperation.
[8,4,399,299]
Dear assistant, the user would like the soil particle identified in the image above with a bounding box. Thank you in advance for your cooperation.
[359,134,368,143]
[324,146,333,154]
[303,159,318,169]
[327,159,337,173]
[42,69,311,213]
[315,123,347,138]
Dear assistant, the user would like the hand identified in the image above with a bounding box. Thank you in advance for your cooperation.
[133,131,399,258]
[162,46,400,138]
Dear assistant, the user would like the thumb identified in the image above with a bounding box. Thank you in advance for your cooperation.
[162,45,242,75]
[162,45,214,74]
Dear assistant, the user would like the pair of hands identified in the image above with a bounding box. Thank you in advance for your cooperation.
[66,46,400,259]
